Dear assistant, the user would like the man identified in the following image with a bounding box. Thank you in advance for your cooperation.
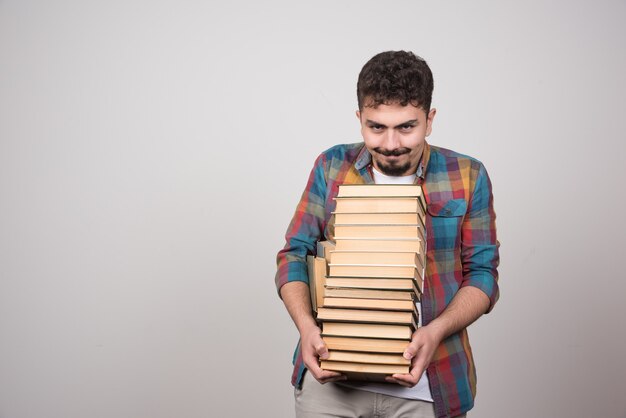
[275,51,499,418]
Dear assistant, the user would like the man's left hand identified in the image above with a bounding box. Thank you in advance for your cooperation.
[385,323,445,387]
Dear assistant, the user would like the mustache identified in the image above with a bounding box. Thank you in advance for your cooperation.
[373,147,411,157]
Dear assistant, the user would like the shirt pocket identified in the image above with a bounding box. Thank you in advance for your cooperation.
[427,198,467,250]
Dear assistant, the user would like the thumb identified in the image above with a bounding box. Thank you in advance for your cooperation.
[405,329,424,360]
[315,340,329,360]
[404,341,419,360]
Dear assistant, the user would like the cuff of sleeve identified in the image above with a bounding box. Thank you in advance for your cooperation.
[276,261,310,299]
[460,271,500,313]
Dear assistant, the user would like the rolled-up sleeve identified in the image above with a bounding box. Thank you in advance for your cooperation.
[460,162,500,312]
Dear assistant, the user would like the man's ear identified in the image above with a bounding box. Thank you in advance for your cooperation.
[355,110,361,120]
[426,108,437,137]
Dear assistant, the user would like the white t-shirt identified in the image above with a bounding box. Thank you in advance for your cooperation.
[337,166,433,402]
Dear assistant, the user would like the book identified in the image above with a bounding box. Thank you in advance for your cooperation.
[316,240,336,262]
[324,370,405,382]
[323,336,409,353]
[313,257,327,310]
[306,255,328,312]
[334,238,423,254]
[337,184,424,198]
[322,322,413,340]
[329,251,423,271]
[320,360,409,376]
[329,264,420,278]
[325,277,419,293]
[328,265,422,293]
[334,224,425,243]
[333,212,424,226]
[334,197,425,217]
[337,184,426,212]
[306,255,317,312]
[323,286,415,301]
[316,307,417,327]
[326,350,410,365]
[321,297,417,312]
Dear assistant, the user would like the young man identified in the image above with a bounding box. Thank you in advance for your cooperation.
[275,51,499,418]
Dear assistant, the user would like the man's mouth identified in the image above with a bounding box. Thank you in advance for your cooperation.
[374,147,411,157]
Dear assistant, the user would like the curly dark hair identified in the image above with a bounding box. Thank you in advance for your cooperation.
[357,51,434,112]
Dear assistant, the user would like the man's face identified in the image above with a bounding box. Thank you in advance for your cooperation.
[357,102,436,176]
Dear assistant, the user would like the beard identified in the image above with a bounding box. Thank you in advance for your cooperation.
[373,147,412,176]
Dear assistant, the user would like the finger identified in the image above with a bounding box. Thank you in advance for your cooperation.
[302,351,322,369]
[304,356,342,381]
[404,336,422,360]
[314,340,329,360]
[385,376,401,385]
[319,373,347,384]
[303,355,326,377]
[393,358,422,385]
[318,369,343,378]
[409,356,427,382]
[316,369,345,384]
[387,374,416,388]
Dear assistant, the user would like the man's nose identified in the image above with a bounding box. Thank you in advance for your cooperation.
[383,130,400,149]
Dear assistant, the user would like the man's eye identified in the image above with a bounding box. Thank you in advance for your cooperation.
[399,125,414,131]
[370,125,384,131]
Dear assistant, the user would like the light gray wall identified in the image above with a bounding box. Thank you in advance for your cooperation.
[1,1,625,417]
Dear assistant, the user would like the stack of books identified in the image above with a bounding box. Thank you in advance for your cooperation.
[313,184,427,381]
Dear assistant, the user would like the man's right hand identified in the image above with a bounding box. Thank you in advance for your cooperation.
[280,281,346,384]
[300,323,347,384]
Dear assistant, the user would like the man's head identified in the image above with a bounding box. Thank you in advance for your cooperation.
[357,50,434,112]
[356,51,436,176]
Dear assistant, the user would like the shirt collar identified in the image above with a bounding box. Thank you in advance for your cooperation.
[355,141,431,180]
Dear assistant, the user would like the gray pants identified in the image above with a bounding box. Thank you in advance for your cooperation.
[295,371,465,418]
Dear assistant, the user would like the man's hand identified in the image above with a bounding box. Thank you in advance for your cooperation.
[280,281,347,384]
[385,323,445,387]
[300,323,347,384]
[385,286,490,387]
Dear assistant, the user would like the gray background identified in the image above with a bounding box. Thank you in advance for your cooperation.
[1,1,625,417]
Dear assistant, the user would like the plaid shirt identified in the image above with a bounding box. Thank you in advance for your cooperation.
[275,142,499,418]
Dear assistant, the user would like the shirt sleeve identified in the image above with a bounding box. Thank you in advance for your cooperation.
[275,153,328,297]
[460,162,500,312]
